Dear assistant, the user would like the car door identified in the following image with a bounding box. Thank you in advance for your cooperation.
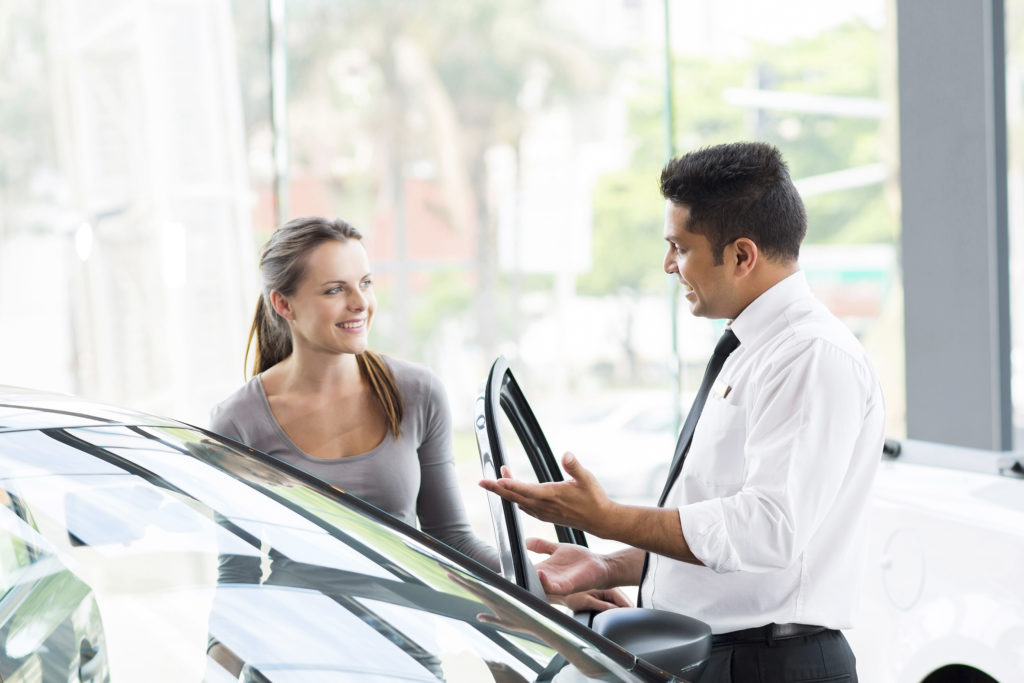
[474,357,712,680]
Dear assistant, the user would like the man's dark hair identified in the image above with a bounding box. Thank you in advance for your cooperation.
[660,142,807,264]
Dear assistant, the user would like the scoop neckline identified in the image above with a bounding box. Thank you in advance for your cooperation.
[254,375,392,463]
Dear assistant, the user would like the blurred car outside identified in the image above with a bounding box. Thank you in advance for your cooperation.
[542,390,690,505]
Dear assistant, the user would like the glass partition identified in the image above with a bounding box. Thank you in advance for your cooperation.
[0,1,902,530]
[1006,0,1024,447]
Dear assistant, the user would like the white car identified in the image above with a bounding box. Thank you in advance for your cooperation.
[849,439,1024,682]
[539,391,685,503]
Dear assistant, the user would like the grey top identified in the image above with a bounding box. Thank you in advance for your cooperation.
[209,355,498,571]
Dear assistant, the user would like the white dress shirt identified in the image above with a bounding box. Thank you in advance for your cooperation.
[640,271,885,634]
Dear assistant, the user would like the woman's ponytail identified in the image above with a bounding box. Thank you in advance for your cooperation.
[244,294,292,377]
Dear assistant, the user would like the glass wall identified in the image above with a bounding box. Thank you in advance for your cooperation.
[0,0,256,423]
[236,0,902,514]
[0,0,901,537]
[1007,0,1024,447]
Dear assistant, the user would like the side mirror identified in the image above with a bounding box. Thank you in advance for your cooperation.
[592,607,711,678]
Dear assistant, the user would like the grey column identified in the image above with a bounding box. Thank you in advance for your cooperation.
[897,0,1011,450]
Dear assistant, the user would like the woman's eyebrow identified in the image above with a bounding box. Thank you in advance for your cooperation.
[319,273,372,286]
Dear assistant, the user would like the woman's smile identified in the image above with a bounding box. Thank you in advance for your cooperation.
[337,318,367,331]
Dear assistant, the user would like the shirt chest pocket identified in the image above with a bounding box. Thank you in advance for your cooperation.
[682,397,747,489]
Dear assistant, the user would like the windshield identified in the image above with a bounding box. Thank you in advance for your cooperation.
[0,423,651,682]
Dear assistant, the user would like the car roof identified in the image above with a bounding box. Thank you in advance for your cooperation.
[0,385,182,433]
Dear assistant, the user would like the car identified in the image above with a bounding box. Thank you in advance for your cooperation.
[0,383,711,682]
[539,391,683,503]
[847,439,1024,682]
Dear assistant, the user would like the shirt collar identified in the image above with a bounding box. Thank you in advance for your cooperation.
[727,270,811,347]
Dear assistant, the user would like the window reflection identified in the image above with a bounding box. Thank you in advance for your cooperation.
[0,490,109,679]
[0,422,632,681]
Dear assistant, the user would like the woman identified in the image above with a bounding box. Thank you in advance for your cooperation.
[210,216,498,569]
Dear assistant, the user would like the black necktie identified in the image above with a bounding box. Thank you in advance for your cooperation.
[637,327,740,605]
[657,328,741,506]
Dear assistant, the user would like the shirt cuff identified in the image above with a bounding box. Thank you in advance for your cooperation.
[679,499,741,573]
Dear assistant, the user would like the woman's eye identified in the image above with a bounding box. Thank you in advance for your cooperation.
[326,287,341,295]
[360,279,372,289]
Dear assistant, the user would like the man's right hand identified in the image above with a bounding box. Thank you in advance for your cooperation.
[526,537,616,596]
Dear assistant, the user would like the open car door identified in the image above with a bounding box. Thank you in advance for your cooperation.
[474,356,713,679]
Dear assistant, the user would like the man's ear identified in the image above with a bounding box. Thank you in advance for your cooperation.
[269,290,295,321]
[731,238,758,277]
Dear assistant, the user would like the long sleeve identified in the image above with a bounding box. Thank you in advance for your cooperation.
[642,272,885,631]
[679,337,881,573]
[415,373,500,571]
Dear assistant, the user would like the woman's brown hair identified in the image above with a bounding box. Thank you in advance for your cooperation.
[244,216,403,437]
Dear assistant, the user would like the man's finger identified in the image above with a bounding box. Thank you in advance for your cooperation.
[479,477,530,501]
[493,477,554,503]
[480,482,524,505]
[561,452,593,486]
[482,478,532,503]
[526,537,559,555]
[606,589,633,608]
[535,568,570,595]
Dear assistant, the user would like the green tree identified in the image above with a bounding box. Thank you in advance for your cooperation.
[273,0,610,360]
[582,18,891,300]
[748,20,893,244]
[577,171,664,296]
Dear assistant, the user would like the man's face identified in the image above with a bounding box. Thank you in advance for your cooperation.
[662,200,738,319]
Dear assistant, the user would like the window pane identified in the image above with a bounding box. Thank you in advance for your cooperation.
[1,0,900,527]
[1006,0,1024,446]
[269,2,901,544]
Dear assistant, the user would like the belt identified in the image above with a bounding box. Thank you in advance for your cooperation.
[711,623,828,646]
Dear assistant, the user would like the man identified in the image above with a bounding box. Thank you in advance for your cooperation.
[480,142,884,681]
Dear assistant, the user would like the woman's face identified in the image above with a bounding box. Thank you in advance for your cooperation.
[279,239,376,357]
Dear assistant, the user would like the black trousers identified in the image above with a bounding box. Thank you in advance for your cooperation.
[696,628,857,682]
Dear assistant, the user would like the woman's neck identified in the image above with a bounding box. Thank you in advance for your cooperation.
[272,348,364,396]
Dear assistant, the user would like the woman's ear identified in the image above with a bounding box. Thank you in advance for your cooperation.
[269,290,294,321]
[731,238,758,277]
